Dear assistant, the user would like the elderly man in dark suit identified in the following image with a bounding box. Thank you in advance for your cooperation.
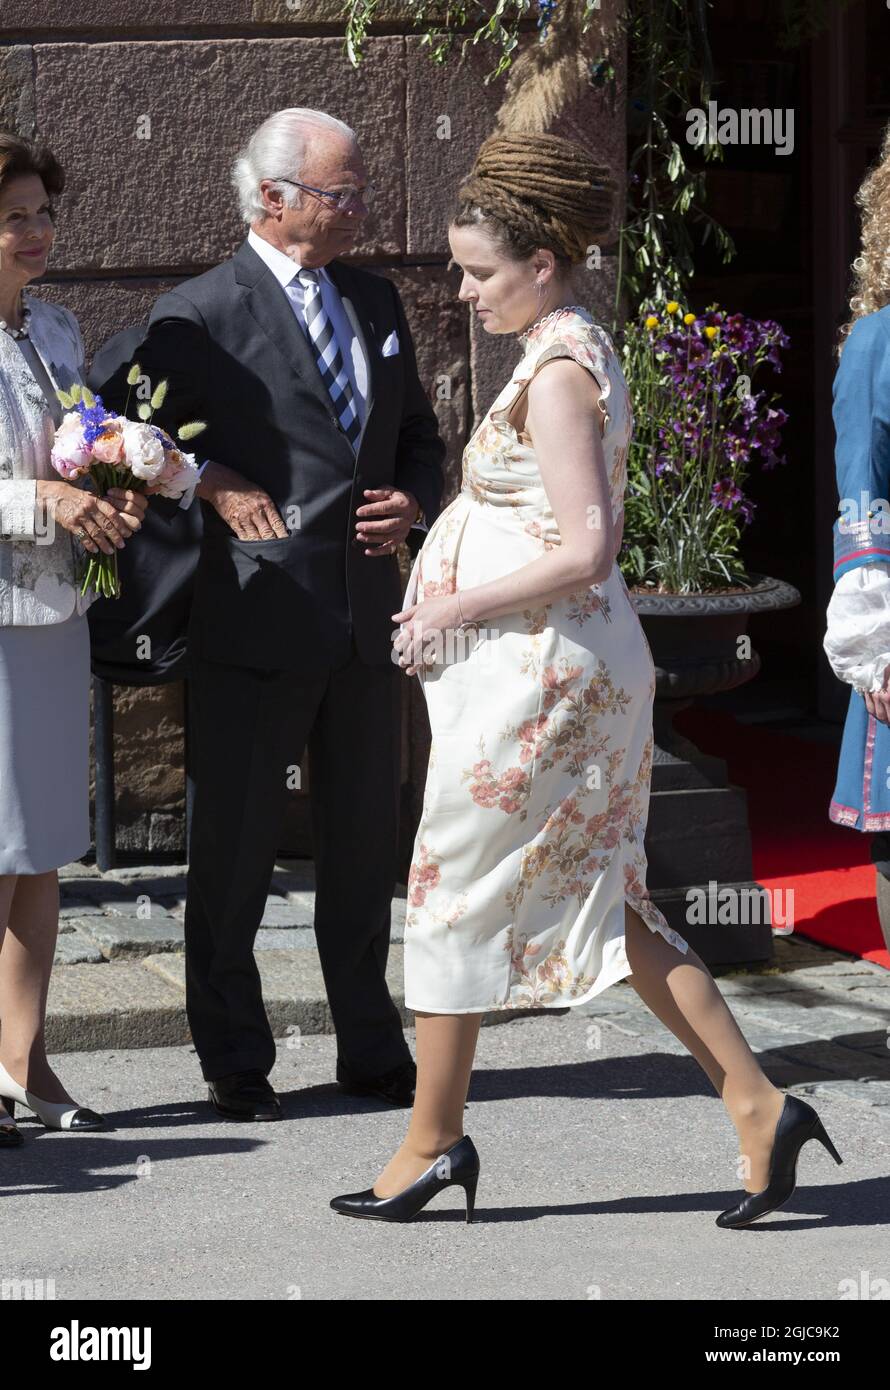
[100,107,445,1119]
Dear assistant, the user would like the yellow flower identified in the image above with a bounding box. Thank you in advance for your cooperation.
[666,301,680,314]
[645,315,659,329]
[683,313,696,325]
[704,325,719,340]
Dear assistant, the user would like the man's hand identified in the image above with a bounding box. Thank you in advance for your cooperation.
[197,460,289,541]
[354,487,418,556]
[864,665,890,724]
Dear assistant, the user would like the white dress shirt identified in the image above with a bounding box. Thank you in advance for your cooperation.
[824,562,890,693]
[246,225,370,426]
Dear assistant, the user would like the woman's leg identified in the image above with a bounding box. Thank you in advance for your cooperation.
[0,868,75,1104]
[0,874,18,1122]
[623,902,786,1192]
[372,1012,483,1197]
[0,874,15,949]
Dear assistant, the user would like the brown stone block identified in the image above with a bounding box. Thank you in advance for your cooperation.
[88,682,187,855]
[385,264,468,498]
[34,37,405,271]
[0,1,460,35]
[251,0,459,26]
[0,2,246,31]
[405,37,509,259]
[0,45,35,136]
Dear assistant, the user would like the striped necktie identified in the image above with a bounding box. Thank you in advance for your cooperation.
[294,267,362,448]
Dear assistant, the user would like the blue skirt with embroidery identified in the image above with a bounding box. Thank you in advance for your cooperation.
[830,686,890,830]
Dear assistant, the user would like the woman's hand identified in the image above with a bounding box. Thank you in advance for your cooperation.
[391,592,466,676]
[36,481,148,555]
[864,665,890,724]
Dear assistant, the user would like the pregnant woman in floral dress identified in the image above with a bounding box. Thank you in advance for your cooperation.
[330,134,842,1229]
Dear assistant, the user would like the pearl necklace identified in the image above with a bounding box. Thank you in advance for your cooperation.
[519,303,588,344]
[0,294,31,339]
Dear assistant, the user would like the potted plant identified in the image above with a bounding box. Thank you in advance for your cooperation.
[619,300,800,714]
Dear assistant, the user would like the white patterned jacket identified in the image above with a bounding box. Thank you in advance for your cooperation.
[0,290,95,626]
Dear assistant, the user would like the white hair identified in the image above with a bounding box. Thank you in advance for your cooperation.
[231,108,357,225]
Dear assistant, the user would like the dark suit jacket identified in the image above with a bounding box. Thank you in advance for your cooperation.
[88,323,203,684]
[96,238,446,675]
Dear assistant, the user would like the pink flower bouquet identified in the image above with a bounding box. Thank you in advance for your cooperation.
[51,366,206,599]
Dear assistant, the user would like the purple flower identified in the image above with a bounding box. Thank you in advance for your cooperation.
[711,478,743,510]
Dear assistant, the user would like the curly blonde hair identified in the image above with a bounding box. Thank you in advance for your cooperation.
[837,119,890,359]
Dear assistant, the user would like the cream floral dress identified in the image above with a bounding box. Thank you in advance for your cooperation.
[401,307,689,1013]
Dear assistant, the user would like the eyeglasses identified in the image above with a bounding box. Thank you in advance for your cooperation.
[273,178,373,211]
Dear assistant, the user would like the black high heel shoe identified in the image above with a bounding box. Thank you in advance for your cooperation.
[330,1136,480,1222]
[716,1094,843,1228]
[0,1097,23,1148]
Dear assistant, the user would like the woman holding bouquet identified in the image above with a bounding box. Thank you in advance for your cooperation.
[0,132,148,1146]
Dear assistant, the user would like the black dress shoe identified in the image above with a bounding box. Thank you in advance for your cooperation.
[716,1094,843,1228]
[331,1135,480,1222]
[336,1059,416,1106]
[208,1069,282,1122]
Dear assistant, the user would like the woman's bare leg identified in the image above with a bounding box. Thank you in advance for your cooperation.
[0,869,76,1104]
[0,875,15,950]
[369,905,785,1198]
[0,874,17,1122]
[372,1012,483,1197]
[623,902,786,1192]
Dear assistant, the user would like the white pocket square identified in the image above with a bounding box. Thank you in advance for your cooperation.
[381,330,400,357]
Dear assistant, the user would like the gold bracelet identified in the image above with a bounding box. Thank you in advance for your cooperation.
[456,592,479,633]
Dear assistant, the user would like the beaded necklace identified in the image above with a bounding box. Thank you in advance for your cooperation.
[518,303,588,346]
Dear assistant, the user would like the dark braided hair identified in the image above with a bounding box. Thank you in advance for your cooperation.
[452,132,614,270]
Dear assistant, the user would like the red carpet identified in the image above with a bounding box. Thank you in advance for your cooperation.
[673,707,889,970]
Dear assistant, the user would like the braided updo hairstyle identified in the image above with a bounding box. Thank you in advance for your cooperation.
[451,132,615,272]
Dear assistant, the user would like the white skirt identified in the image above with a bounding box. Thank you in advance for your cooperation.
[0,612,91,875]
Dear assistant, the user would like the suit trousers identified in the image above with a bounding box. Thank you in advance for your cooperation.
[183,630,410,1083]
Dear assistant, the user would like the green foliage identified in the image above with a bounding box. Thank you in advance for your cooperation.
[341,0,605,82]
[613,0,736,324]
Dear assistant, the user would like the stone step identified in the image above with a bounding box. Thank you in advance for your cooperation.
[44,948,406,1053]
[44,944,550,1052]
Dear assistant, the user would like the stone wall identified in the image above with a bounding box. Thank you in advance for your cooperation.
[0,1,625,872]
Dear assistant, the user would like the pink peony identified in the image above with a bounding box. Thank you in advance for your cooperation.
[51,412,92,479]
[92,422,125,465]
[152,449,200,500]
